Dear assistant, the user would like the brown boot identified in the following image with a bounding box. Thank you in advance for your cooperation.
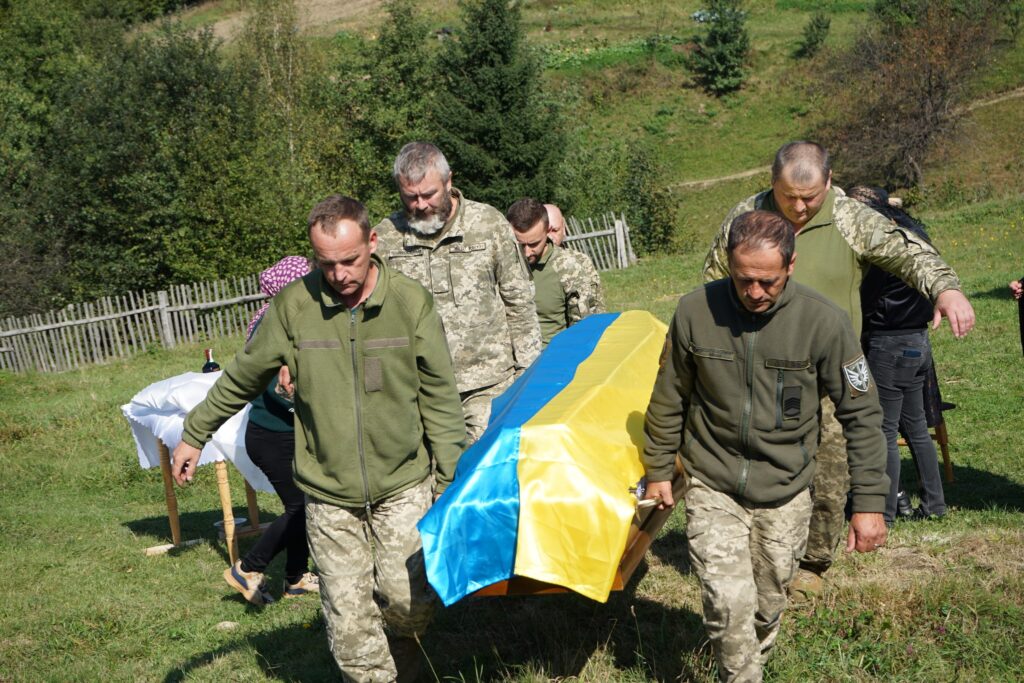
[789,568,824,604]
[389,636,423,683]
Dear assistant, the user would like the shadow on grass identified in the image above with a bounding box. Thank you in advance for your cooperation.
[163,619,338,682]
[916,461,1024,513]
[161,573,710,682]
[422,563,709,682]
[124,509,278,564]
[968,284,1021,300]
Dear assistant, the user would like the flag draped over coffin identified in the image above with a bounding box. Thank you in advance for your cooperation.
[419,311,668,606]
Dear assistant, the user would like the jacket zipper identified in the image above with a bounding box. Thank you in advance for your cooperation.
[775,368,784,430]
[738,330,756,496]
[350,308,374,524]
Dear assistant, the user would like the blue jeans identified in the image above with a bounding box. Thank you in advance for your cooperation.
[866,331,947,523]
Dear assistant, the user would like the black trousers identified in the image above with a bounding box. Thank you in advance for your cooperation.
[240,422,309,583]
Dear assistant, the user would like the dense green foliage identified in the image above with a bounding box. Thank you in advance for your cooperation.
[0,0,569,316]
[433,0,564,210]
[687,0,750,96]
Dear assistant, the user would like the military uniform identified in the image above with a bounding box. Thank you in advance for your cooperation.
[375,188,542,442]
[644,278,887,683]
[702,187,962,576]
[531,240,606,345]
[183,256,465,681]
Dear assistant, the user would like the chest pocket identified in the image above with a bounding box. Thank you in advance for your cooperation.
[691,345,736,361]
[765,358,811,427]
[363,337,410,392]
[448,242,497,316]
[386,250,432,293]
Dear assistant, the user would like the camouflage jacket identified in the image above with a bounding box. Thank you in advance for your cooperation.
[533,241,606,345]
[643,278,888,512]
[374,188,542,392]
[702,188,962,336]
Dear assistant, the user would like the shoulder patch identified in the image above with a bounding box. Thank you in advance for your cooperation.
[842,355,871,396]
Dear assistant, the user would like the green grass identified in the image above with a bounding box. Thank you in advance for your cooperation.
[2,190,1022,680]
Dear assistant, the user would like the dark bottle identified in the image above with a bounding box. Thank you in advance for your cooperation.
[202,348,221,373]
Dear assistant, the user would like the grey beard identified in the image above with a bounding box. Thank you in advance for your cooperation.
[408,214,447,236]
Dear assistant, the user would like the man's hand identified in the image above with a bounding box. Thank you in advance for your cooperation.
[846,512,887,553]
[275,365,295,400]
[933,289,975,338]
[172,442,202,486]
[645,480,675,510]
[1010,279,1023,301]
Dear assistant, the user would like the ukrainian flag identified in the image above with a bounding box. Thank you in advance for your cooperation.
[418,311,668,606]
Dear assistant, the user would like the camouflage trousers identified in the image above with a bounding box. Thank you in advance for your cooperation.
[461,373,515,444]
[685,475,812,683]
[800,396,851,576]
[306,478,435,682]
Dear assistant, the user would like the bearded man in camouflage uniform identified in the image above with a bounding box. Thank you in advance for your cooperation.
[375,142,542,443]
[173,196,466,682]
[702,141,975,596]
[506,197,605,346]
[645,210,889,683]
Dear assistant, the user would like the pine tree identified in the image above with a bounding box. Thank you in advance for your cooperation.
[688,0,750,96]
[433,0,563,209]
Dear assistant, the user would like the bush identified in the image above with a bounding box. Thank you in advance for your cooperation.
[814,0,1002,187]
[687,0,750,96]
[794,12,831,58]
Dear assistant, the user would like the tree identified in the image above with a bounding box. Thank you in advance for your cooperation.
[814,0,1001,187]
[432,0,563,209]
[329,0,440,217]
[794,12,830,59]
[687,0,750,96]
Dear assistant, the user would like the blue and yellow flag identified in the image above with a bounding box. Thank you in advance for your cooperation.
[418,311,668,606]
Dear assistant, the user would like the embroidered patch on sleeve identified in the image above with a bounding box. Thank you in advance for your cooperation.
[842,355,871,396]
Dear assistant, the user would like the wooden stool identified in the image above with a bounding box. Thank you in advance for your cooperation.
[147,440,271,564]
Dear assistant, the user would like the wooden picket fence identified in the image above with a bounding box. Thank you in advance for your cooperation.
[0,212,636,374]
[0,276,266,374]
[564,212,637,271]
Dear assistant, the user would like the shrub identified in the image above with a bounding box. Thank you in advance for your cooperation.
[814,0,1002,187]
[794,12,831,58]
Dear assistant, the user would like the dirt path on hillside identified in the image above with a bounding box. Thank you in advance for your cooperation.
[670,86,1024,191]
[201,0,384,41]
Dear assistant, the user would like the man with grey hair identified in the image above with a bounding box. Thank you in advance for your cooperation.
[647,209,887,682]
[374,142,542,443]
[703,140,974,597]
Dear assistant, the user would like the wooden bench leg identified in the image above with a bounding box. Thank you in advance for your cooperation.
[216,461,239,566]
[158,441,182,546]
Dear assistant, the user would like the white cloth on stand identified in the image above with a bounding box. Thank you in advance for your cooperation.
[121,371,274,492]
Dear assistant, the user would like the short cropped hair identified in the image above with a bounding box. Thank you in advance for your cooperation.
[727,210,796,268]
[307,195,370,238]
[393,141,451,185]
[771,141,831,185]
[506,197,549,233]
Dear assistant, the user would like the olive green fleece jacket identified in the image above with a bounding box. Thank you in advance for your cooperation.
[643,278,889,512]
[182,255,467,507]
